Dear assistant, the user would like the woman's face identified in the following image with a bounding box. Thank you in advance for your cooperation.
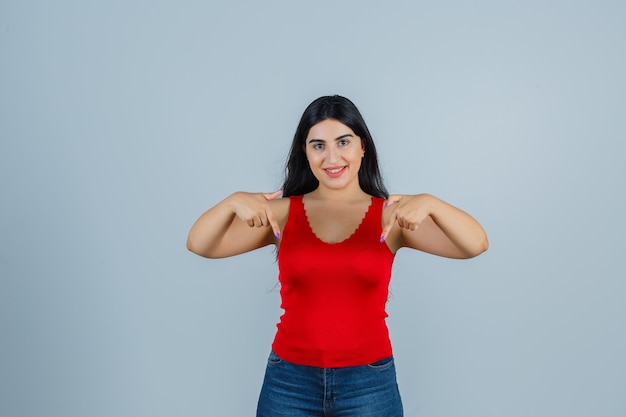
[304,119,364,193]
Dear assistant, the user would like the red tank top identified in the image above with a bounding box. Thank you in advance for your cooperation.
[272,195,396,368]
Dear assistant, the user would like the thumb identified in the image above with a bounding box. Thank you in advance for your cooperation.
[263,189,283,201]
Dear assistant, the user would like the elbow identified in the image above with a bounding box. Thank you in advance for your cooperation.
[186,236,221,259]
[478,235,489,255]
[460,234,489,259]
[186,236,208,258]
[186,237,196,253]
[469,234,489,258]
[186,237,200,255]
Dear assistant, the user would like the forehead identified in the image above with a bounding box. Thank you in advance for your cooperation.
[306,119,356,139]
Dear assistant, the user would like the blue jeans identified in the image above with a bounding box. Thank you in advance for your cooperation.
[257,351,403,416]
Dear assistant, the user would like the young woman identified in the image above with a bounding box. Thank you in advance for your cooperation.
[187,95,488,416]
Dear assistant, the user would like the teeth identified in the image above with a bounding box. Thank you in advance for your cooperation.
[327,168,343,173]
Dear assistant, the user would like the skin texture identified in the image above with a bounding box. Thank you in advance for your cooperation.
[187,119,488,259]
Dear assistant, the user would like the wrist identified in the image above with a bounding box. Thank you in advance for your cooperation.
[419,193,438,216]
[226,192,244,213]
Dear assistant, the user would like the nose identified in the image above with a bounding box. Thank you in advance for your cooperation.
[326,146,341,163]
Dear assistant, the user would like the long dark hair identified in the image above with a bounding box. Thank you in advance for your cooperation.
[281,95,388,199]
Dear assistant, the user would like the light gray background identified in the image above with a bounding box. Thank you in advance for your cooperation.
[1,1,625,416]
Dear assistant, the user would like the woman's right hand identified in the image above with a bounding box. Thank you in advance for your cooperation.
[229,190,283,238]
[187,189,285,258]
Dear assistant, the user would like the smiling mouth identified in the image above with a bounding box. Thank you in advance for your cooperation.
[324,166,346,178]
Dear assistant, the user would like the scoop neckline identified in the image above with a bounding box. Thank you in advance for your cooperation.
[300,195,374,245]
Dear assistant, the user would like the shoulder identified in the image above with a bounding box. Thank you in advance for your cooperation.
[269,196,292,210]
[268,196,291,227]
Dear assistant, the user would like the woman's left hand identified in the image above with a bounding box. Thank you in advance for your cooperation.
[380,193,489,258]
[380,194,433,242]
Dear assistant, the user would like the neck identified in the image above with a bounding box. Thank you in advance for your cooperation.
[308,185,369,202]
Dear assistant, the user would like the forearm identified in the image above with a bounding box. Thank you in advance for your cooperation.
[186,194,237,258]
[426,194,489,258]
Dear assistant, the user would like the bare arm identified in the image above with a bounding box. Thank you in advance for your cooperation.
[382,194,488,259]
[186,190,287,259]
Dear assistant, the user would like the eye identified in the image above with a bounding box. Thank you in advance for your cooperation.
[313,143,324,150]
[338,139,350,147]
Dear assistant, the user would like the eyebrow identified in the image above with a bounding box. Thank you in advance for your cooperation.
[308,134,354,144]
